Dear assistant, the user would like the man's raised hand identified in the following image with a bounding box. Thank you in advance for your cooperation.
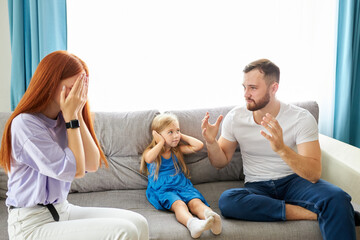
[201,112,223,144]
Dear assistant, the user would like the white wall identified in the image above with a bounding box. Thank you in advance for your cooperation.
[0,0,11,112]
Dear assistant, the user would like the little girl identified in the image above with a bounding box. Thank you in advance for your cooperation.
[140,113,222,239]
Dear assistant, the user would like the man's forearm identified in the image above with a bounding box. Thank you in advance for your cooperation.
[278,145,321,183]
[206,141,230,169]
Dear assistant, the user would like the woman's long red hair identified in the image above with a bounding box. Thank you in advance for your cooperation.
[0,50,108,173]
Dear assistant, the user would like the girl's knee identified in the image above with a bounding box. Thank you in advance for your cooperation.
[187,198,204,210]
[171,200,187,211]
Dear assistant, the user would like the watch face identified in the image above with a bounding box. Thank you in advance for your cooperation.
[70,119,80,128]
[66,119,80,129]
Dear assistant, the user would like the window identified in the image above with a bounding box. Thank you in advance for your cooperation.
[67,0,338,134]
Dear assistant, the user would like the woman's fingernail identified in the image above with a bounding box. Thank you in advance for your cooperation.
[62,85,65,91]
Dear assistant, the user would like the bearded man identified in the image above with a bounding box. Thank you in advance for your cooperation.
[201,59,359,240]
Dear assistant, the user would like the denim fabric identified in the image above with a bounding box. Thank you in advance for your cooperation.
[219,174,356,240]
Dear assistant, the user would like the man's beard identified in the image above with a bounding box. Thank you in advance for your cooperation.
[246,91,270,111]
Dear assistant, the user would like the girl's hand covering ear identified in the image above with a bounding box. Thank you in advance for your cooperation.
[152,130,165,145]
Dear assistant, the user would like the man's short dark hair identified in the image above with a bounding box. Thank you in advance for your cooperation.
[243,59,280,84]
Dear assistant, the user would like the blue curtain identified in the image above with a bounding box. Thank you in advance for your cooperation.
[8,0,67,110]
[334,0,360,148]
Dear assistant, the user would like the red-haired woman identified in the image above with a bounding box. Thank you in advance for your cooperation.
[0,50,149,240]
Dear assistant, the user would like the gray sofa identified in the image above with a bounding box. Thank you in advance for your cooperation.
[0,101,359,240]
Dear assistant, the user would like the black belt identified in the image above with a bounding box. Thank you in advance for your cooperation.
[38,204,59,222]
[9,204,59,222]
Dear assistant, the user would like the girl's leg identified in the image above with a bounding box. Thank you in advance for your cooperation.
[187,198,211,219]
[188,198,222,235]
[170,200,193,226]
[171,200,214,239]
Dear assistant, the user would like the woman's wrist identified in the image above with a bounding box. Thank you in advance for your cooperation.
[63,113,78,123]
[78,113,84,122]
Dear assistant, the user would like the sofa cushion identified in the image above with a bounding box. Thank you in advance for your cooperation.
[92,110,160,157]
[1,185,359,240]
[66,181,330,240]
[71,155,149,192]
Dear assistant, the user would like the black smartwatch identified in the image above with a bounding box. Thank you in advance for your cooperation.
[65,119,80,129]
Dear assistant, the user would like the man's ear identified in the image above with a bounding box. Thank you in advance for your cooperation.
[270,82,279,95]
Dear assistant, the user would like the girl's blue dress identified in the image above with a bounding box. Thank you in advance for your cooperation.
[146,154,209,210]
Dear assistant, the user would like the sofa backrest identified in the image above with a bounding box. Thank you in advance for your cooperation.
[0,101,319,197]
[71,110,159,192]
[70,106,244,193]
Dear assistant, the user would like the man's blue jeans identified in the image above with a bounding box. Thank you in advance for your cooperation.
[219,174,356,240]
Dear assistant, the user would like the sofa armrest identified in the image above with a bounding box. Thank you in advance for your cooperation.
[319,134,360,205]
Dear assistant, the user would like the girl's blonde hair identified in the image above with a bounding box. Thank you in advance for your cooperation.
[140,113,190,180]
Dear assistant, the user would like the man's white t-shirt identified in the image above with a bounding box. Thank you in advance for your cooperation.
[221,102,318,183]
